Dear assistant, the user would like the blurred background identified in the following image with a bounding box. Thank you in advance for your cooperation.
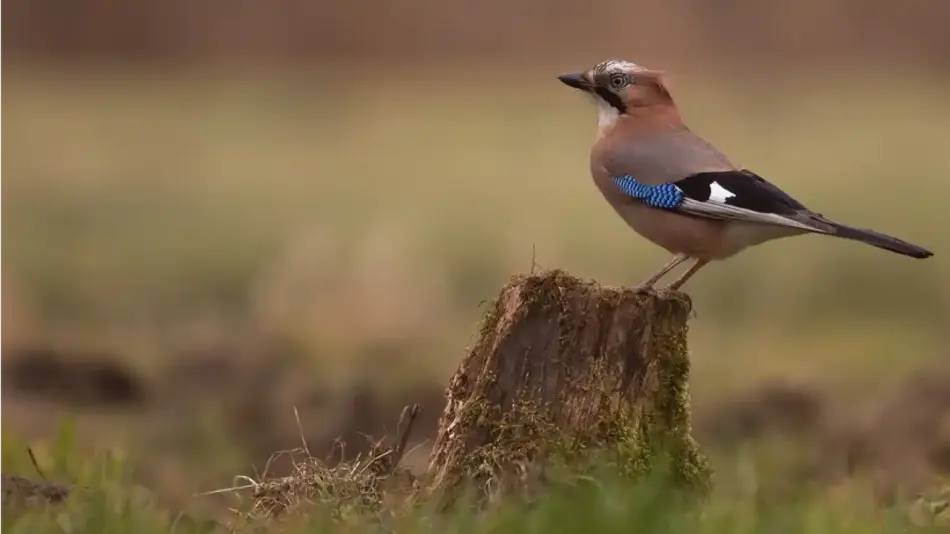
[3,0,950,518]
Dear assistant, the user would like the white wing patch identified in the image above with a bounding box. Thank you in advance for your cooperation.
[708,181,736,204]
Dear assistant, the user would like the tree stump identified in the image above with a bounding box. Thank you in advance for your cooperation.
[425,269,709,503]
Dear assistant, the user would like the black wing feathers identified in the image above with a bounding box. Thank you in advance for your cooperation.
[674,170,808,215]
[651,170,932,258]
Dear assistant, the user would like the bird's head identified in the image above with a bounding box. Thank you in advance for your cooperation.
[558,59,674,131]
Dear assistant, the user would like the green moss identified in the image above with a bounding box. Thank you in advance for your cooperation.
[448,395,708,501]
[475,295,504,346]
[650,308,712,491]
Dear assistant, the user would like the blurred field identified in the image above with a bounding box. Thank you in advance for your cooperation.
[4,64,948,367]
[3,61,950,525]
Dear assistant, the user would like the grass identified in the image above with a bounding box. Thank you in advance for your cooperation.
[2,62,950,531]
[3,420,943,534]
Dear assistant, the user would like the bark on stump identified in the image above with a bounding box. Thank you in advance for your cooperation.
[426,269,709,503]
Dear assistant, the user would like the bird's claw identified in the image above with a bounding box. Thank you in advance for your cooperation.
[631,284,656,295]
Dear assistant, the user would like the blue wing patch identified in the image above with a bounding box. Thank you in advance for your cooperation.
[613,176,684,209]
[614,172,829,233]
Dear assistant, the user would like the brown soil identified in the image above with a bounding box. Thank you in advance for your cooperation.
[2,347,146,407]
[2,475,70,507]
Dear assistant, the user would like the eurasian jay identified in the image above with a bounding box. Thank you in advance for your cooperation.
[558,59,933,292]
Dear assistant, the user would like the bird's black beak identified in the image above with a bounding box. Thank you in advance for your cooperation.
[557,72,591,91]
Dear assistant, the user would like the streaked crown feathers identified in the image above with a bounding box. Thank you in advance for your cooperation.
[591,59,641,75]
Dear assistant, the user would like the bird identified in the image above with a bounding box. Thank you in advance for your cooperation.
[557,59,933,292]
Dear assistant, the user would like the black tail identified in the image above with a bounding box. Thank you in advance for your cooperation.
[829,222,933,259]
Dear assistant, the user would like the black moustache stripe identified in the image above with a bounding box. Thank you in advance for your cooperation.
[594,87,627,114]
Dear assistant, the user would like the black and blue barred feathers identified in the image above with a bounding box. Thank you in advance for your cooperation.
[613,175,684,209]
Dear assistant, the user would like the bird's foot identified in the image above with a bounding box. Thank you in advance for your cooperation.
[650,286,681,300]
[663,281,687,292]
[631,283,657,295]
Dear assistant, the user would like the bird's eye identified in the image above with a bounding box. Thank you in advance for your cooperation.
[609,73,627,88]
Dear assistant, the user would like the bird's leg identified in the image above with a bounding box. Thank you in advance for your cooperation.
[664,259,710,291]
[633,253,690,292]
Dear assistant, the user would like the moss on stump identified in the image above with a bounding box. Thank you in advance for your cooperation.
[425,269,710,504]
